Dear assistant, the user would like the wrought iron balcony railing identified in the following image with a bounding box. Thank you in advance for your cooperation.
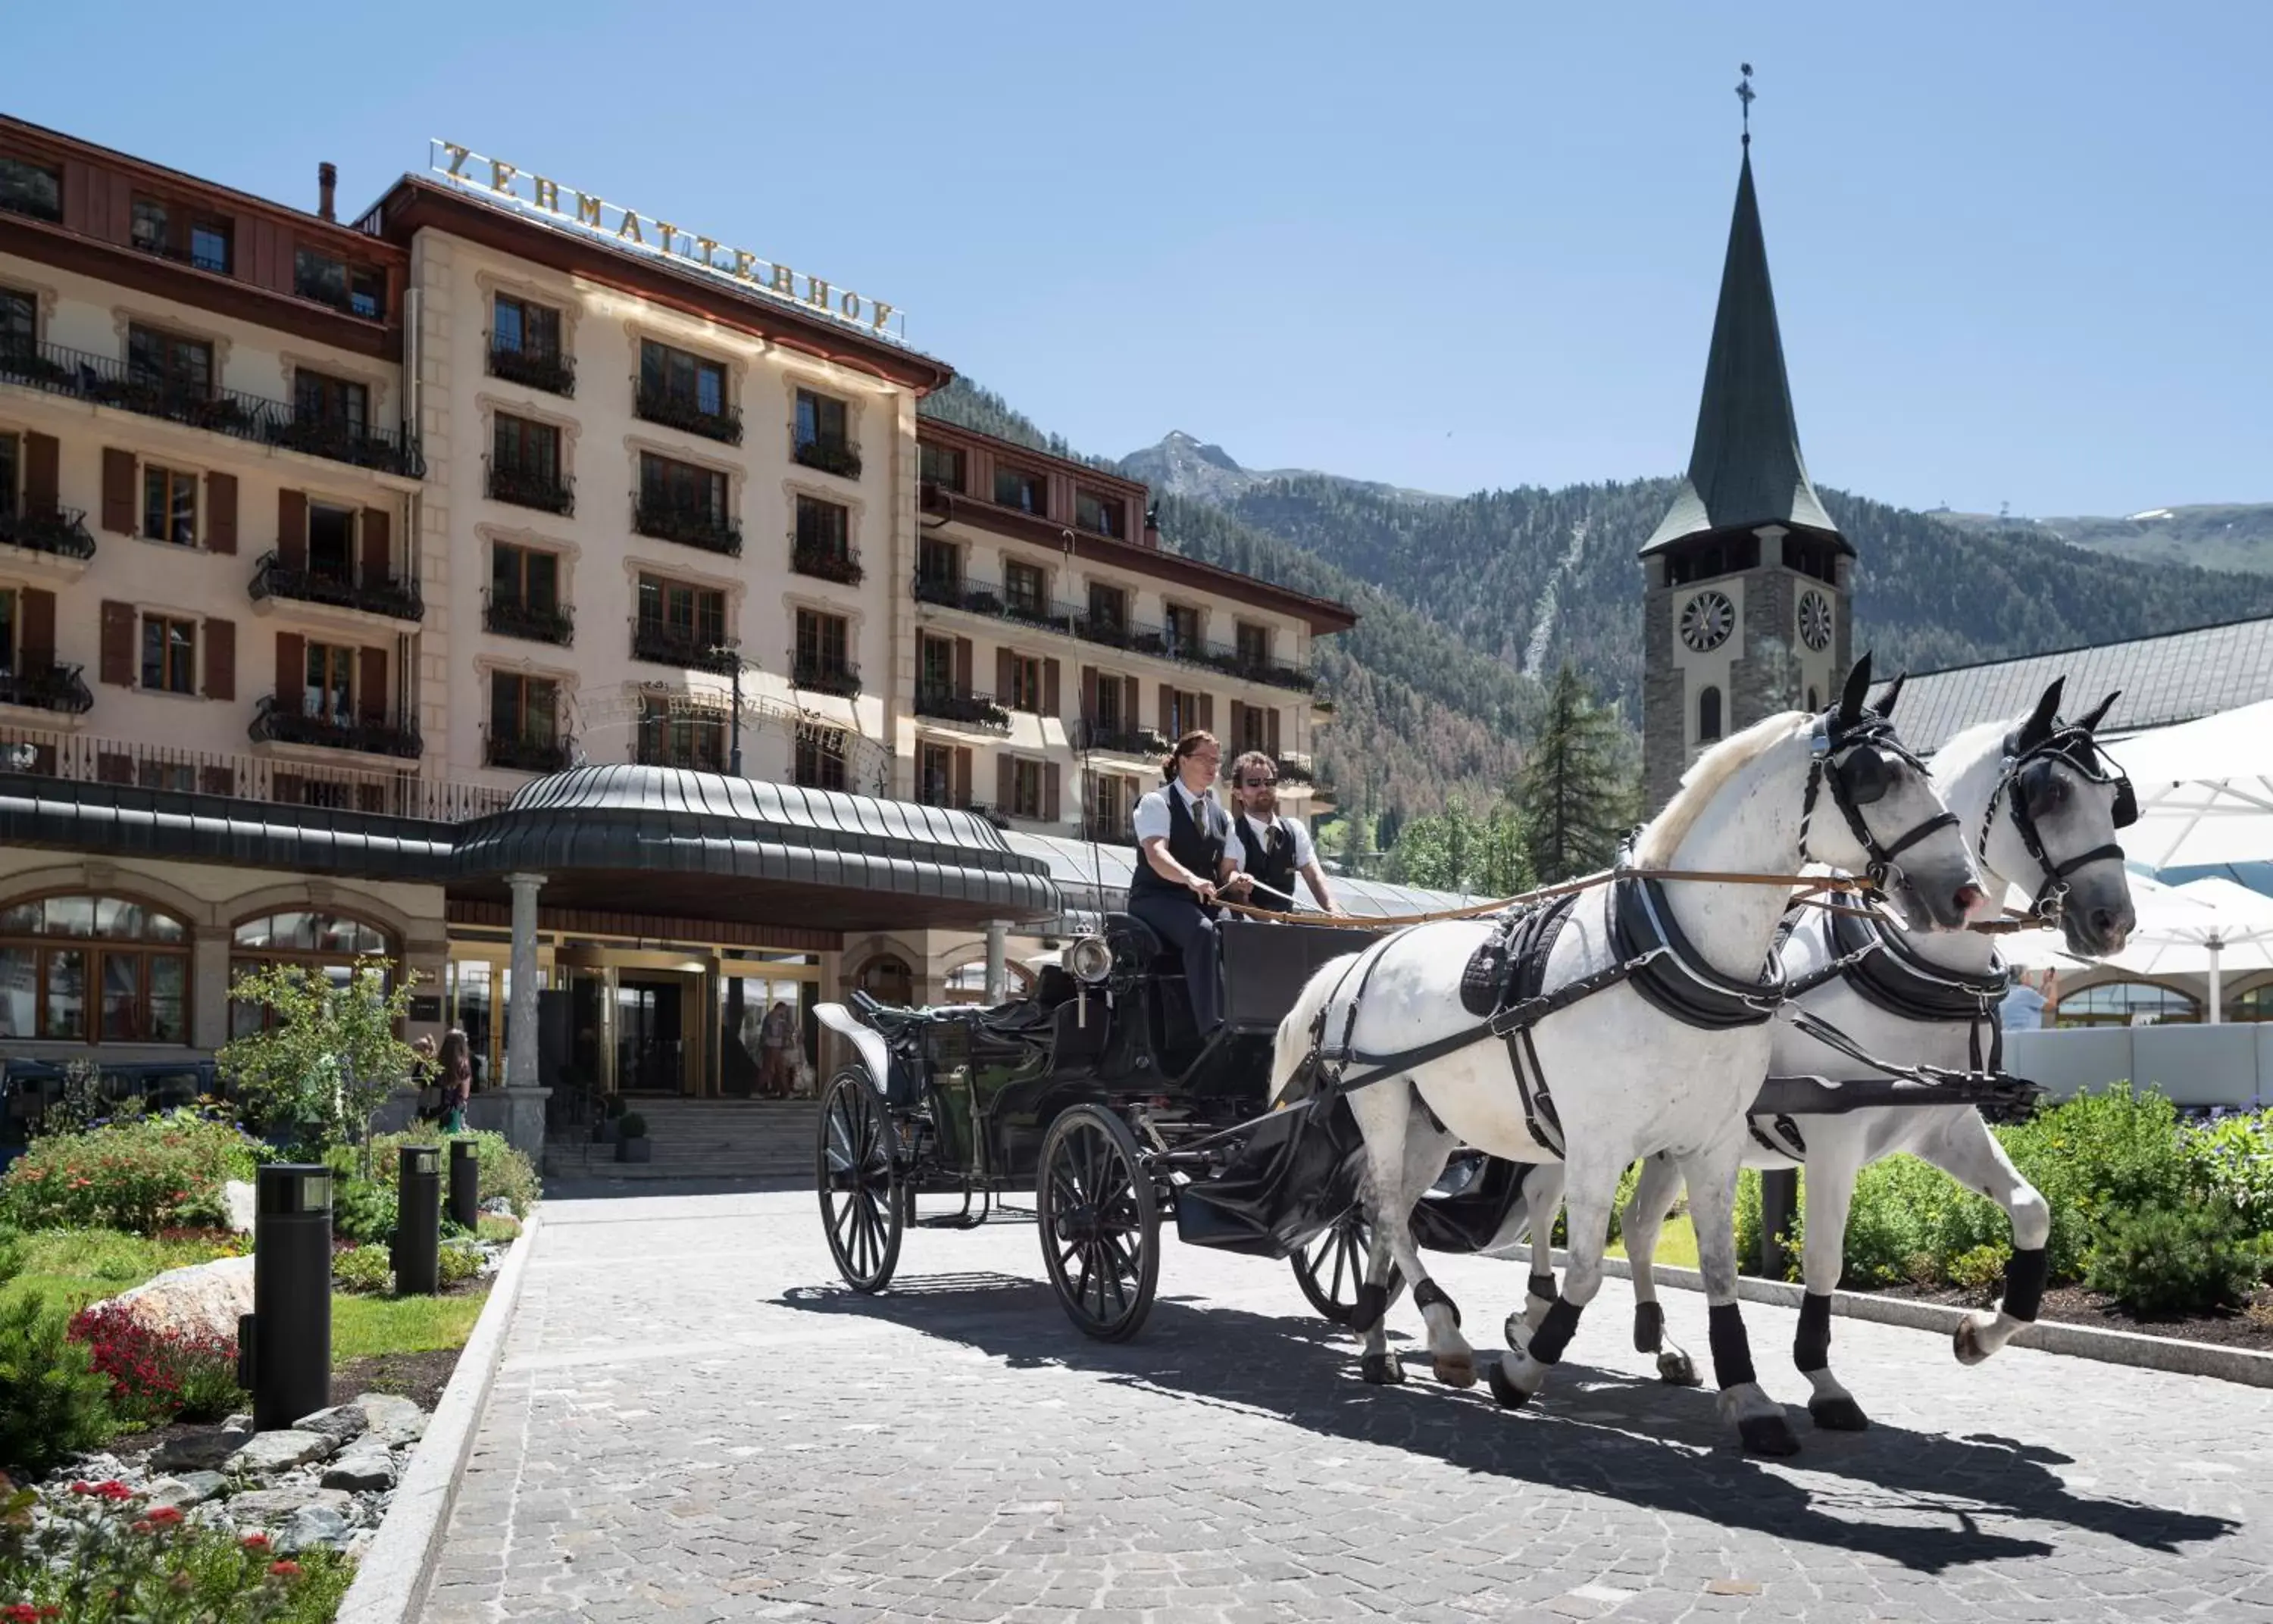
[791,652,861,698]
[791,433,862,480]
[486,339,577,398]
[249,551,424,623]
[1080,723,1172,757]
[0,340,425,479]
[631,621,739,674]
[248,695,422,760]
[484,732,574,773]
[634,380,743,445]
[485,461,574,516]
[791,536,863,586]
[634,498,741,557]
[483,595,574,646]
[914,684,1011,732]
[0,663,94,715]
[1084,814,1136,843]
[0,501,96,561]
[1273,753,1318,786]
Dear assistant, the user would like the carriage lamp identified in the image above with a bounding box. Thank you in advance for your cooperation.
[243,1163,333,1431]
[1065,936,1114,983]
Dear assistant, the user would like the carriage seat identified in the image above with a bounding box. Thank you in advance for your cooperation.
[1104,912,1182,976]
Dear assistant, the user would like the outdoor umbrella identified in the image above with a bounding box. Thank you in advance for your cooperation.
[2102,698,2273,870]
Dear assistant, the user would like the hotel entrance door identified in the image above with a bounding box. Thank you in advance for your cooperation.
[614,970,705,1095]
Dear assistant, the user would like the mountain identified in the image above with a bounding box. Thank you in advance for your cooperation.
[1121,430,1452,508]
[1928,504,2273,575]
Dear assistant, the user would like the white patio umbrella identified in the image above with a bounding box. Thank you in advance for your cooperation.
[2102,698,2273,870]
[2096,874,2273,1023]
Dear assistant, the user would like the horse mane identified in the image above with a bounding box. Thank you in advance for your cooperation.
[1630,710,1812,869]
[1928,717,2012,778]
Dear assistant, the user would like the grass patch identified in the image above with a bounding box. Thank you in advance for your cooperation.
[331,1286,488,1365]
[1,1227,239,1313]
[1608,1212,1699,1270]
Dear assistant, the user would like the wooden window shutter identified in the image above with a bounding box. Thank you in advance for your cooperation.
[1123,676,1139,732]
[1158,684,1173,738]
[358,646,387,723]
[96,751,134,785]
[101,448,136,534]
[278,489,307,570]
[1267,707,1281,757]
[1198,693,1215,732]
[99,600,136,686]
[952,636,972,692]
[19,589,55,670]
[1228,700,1246,750]
[995,648,1013,702]
[23,433,59,509]
[1044,762,1061,823]
[199,764,235,796]
[1080,665,1099,723]
[952,746,971,807]
[202,617,235,701]
[1043,658,1060,718]
[205,472,237,554]
[996,754,1013,811]
[275,632,305,708]
[361,506,391,588]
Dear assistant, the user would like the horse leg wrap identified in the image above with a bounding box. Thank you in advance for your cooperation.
[1412,1278,1461,1327]
[1793,1292,1833,1373]
[2002,1247,2048,1323]
[1633,1300,1664,1354]
[1527,1272,1559,1304]
[1708,1302,1758,1389]
[1527,1296,1584,1367]
[1351,1282,1390,1336]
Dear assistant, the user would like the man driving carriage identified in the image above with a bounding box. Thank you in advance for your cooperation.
[1227,750,1344,917]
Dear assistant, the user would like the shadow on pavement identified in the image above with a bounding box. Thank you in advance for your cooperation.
[778,1270,2240,1575]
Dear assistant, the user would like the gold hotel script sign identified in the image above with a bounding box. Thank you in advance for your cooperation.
[430,140,903,342]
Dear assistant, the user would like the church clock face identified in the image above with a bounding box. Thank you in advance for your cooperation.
[1678,590,1735,653]
[1799,589,1834,652]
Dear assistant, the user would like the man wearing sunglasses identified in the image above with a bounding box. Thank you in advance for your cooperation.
[1227,750,1346,917]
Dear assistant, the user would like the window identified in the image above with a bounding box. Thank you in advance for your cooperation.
[294,248,384,319]
[1665,535,1760,588]
[795,727,848,792]
[140,465,198,547]
[127,324,212,398]
[1165,688,1203,737]
[491,543,559,612]
[636,692,726,771]
[639,453,727,523]
[131,197,171,256]
[636,575,725,651]
[1782,534,1840,586]
[1006,654,1043,714]
[139,615,196,695]
[917,536,961,590]
[0,157,62,223]
[1086,773,1138,839]
[2053,982,2199,1029]
[1236,704,1271,754]
[795,609,849,677]
[228,910,393,1039]
[308,503,357,582]
[993,464,1046,514]
[919,442,965,492]
[793,389,848,451]
[295,370,367,434]
[1165,604,1202,657]
[1697,686,1722,743]
[1010,758,1044,820]
[0,893,190,1045]
[190,219,231,275]
[492,294,561,358]
[1093,671,1123,735]
[918,742,955,806]
[639,339,726,417]
[0,288,33,359]
[1076,489,1124,539]
[1086,582,1127,637]
[304,641,357,723]
[1236,622,1270,668]
[918,635,955,692]
[793,495,849,557]
[492,414,560,478]
[1004,560,1046,619]
[489,672,558,746]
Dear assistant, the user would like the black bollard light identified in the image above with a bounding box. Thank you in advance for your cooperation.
[397,1144,442,1295]
[248,1163,333,1432]
[449,1138,480,1232]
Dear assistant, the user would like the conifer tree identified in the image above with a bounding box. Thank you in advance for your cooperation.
[1518,665,1634,884]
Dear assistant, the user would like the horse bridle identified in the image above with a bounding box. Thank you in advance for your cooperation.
[1799,710,1956,895]
[1980,724,2137,920]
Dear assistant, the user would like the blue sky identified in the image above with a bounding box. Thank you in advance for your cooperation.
[14,2,2267,517]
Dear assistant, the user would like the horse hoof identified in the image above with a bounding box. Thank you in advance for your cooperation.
[1434,1354,1477,1389]
[1656,1348,1701,1388]
[1503,1312,1530,1355]
[1953,1318,1993,1367]
[1360,1352,1405,1386]
[1487,1358,1531,1410]
[1738,1413,1802,1457]
[1809,1395,1870,1432]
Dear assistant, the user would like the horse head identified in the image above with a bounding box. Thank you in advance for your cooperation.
[1985,679,2137,955]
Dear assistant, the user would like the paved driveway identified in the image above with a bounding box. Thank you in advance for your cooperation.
[422,1190,2271,1623]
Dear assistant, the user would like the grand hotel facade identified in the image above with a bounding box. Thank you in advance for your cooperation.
[0,117,1353,1110]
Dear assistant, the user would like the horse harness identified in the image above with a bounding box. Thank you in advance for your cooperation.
[1981,719,2137,923]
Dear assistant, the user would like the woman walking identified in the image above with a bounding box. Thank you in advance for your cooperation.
[436,1028,474,1135]
[1126,730,1249,1036]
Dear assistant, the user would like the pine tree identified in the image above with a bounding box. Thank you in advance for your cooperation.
[1518,665,1634,884]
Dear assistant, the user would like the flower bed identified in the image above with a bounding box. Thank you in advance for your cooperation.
[0,1116,258,1237]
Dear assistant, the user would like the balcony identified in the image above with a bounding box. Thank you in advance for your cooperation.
[249,551,424,623]
[634,498,742,557]
[0,663,94,716]
[631,621,739,673]
[791,652,861,698]
[791,433,862,481]
[1274,753,1318,786]
[1084,814,1135,844]
[486,462,574,516]
[0,341,424,478]
[914,573,999,616]
[792,536,864,586]
[486,339,577,398]
[483,595,574,646]
[132,234,231,276]
[634,380,742,445]
[0,501,96,561]
[485,732,574,773]
[248,695,421,760]
[1080,723,1171,758]
[915,684,1010,732]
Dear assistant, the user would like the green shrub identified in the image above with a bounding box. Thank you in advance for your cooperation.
[2183,1110,2273,1232]
[361,1129,539,1218]
[615,1113,648,1141]
[333,1244,392,1295]
[438,1241,483,1287]
[1946,1241,2013,1292]
[2085,1201,2268,1316]
[0,1289,117,1474]
[328,1176,398,1245]
[0,1112,257,1235]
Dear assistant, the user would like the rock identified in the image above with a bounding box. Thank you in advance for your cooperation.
[295,1404,370,1447]
[222,1413,252,1434]
[278,1504,355,1554]
[480,1197,514,1216]
[221,1179,256,1235]
[152,1423,255,1473]
[147,1473,227,1510]
[353,1392,428,1446]
[320,1441,397,1491]
[225,1429,337,1474]
[95,1256,254,1344]
[223,1485,352,1524]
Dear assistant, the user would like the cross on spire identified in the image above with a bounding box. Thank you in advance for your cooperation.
[1737,62,1756,148]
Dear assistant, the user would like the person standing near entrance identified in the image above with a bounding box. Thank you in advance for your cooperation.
[1127,731,1246,1035]
[436,1028,473,1135]
[758,1001,796,1098]
[1227,750,1345,917]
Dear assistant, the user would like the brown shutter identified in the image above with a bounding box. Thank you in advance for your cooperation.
[1198,693,1215,733]
[358,646,387,723]
[952,636,972,692]
[1123,676,1140,734]
[1044,763,1061,823]
[23,434,59,510]
[952,746,971,807]
[1080,665,1099,724]
[275,631,305,708]
[205,472,237,554]
[996,754,1012,813]
[1043,658,1061,718]
[202,617,235,701]
[96,751,134,785]
[19,589,55,670]
[99,600,136,686]
[1267,707,1281,757]
[361,506,391,588]
[199,765,235,796]
[1228,700,1246,752]
[278,489,307,570]
[102,448,136,534]
[1158,685,1173,737]
[996,648,1013,704]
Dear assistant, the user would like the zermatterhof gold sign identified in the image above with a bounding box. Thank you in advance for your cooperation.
[430,140,905,343]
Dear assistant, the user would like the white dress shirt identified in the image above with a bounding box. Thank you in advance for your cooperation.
[1230,811,1315,873]
[1132,778,1228,848]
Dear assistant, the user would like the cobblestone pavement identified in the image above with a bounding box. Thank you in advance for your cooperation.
[422,1190,2272,1623]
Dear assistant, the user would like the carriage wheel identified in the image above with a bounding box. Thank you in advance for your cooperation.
[1038,1105,1160,1341]
[1290,1207,1405,1326]
[818,1067,903,1293]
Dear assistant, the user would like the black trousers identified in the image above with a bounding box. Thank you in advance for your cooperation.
[1129,889,1223,1032]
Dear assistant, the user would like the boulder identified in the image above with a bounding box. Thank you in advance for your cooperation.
[295,1404,370,1447]
[320,1441,397,1491]
[95,1256,253,1344]
[147,1472,227,1510]
[151,1423,255,1473]
[278,1503,355,1554]
[224,1429,337,1474]
[221,1179,257,1235]
[224,1485,352,1524]
[352,1392,428,1446]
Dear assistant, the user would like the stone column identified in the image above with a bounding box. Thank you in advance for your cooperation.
[506,873,546,1088]
[983,920,1008,1004]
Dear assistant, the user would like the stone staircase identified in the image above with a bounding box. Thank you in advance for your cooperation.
[543,1098,818,1184]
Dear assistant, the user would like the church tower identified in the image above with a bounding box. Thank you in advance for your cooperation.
[1640,88,1852,814]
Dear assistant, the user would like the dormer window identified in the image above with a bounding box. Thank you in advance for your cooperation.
[1075,488,1124,539]
[294,248,385,319]
[0,157,61,223]
[993,464,1046,515]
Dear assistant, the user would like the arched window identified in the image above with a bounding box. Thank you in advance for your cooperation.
[857,955,913,1007]
[0,893,190,1044]
[2218,984,2273,1023]
[943,959,1036,1006]
[1697,686,1723,744]
[2053,981,2199,1029]
[229,908,396,1038]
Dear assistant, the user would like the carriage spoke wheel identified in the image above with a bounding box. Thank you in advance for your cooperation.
[1291,1207,1405,1326]
[817,1068,903,1293]
[1038,1105,1160,1342]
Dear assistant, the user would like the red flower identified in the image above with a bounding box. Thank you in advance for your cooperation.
[68,1480,93,1495]
[90,1481,135,1503]
[145,1505,184,1527]
[240,1532,271,1551]
[8,1604,47,1623]
[267,1560,302,1579]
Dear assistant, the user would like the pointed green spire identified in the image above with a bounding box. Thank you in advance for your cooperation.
[1640,150,1847,557]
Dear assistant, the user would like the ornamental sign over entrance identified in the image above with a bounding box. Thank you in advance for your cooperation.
[428,140,905,344]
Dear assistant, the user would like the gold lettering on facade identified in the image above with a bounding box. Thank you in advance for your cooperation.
[695,236,718,268]
[839,289,861,319]
[732,250,757,282]
[443,143,472,177]
[489,159,517,195]
[654,222,678,257]
[532,176,560,213]
[768,264,795,295]
[574,192,604,228]
[617,211,644,245]
[871,301,894,333]
[805,278,832,310]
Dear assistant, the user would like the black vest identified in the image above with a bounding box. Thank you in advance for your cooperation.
[1128,785,1227,907]
[1234,815,1299,912]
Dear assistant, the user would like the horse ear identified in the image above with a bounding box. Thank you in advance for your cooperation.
[2077,689,2121,734]
[1837,653,1874,725]
[2018,677,2066,750]
[1871,671,1908,719]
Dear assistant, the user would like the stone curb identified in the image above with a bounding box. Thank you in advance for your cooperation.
[1548,1248,2273,1388]
[336,1210,543,1624]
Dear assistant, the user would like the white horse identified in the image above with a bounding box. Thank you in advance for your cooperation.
[1268,657,1993,1456]
[1503,676,2138,1432]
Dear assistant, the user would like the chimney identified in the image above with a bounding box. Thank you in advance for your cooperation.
[1142,500,1161,550]
[317,162,338,223]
